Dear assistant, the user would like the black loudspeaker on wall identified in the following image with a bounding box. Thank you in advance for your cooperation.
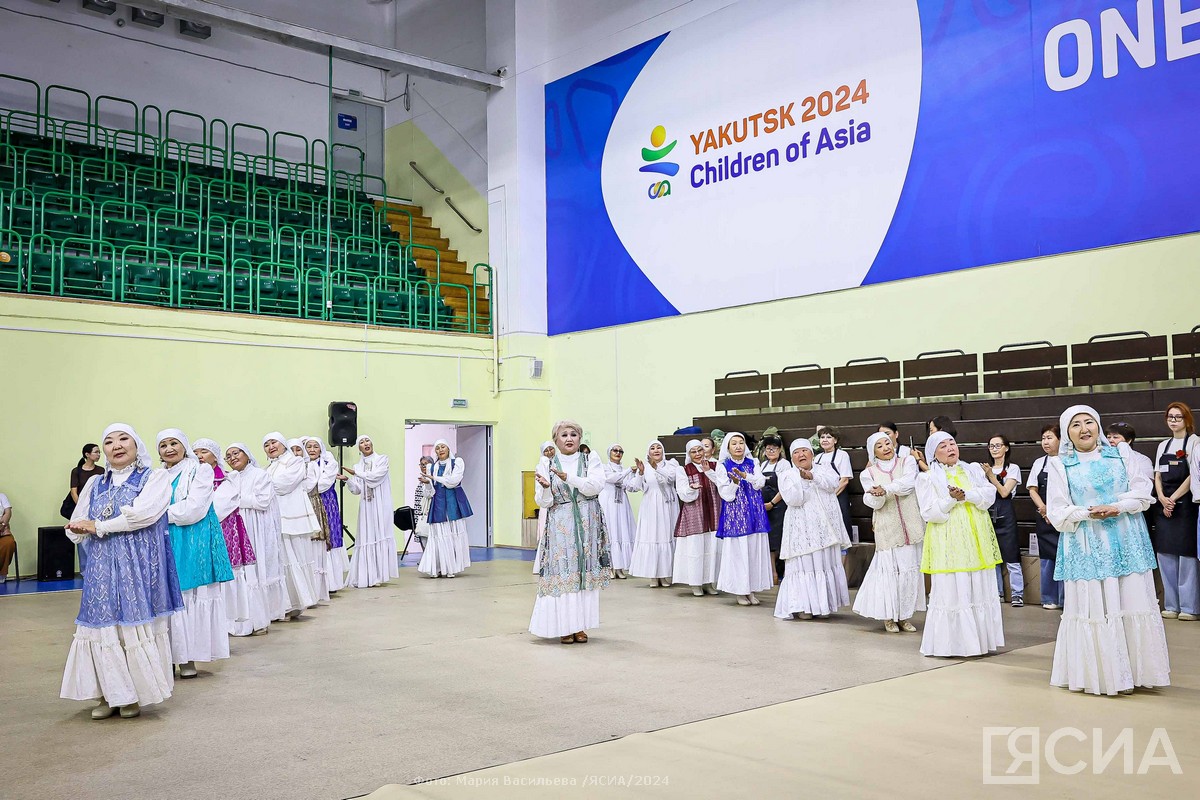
[38,526,76,581]
[328,401,358,446]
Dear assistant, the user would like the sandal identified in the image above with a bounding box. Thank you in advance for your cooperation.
[884,620,900,633]
[574,631,588,643]
[560,635,575,644]
[899,621,917,633]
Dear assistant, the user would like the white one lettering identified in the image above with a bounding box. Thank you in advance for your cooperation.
[1045,19,1094,91]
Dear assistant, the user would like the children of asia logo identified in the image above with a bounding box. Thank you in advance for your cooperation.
[641,125,678,199]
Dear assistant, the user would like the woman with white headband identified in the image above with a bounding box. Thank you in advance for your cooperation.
[156,429,235,677]
[61,423,183,720]
[774,439,850,620]
[263,432,320,616]
[192,438,257,637]
[305,437,349,593]
[671,438,722,596]
[853,432,925,633]
[418,438,473,578]
[530,420,611,643]
[916,431,1004,657]
[1046,405,1169,695]
[291,438,332,603]
[629,440,679,587]
[599,442,638,579]
[344,434,398,588]
[225,443,288,633]
[706,431,773,606]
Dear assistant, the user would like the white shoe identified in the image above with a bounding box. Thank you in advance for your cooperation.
[251,628,269,636]
[1162,610,1179,619]
[446,573,457,578]
[1042,603,1060,610]
[884,620,900,633]
[91,702,115,720]
[692,586,705,597]
[797,612,813,620]
[736,595,751,606]
[704,584,719,596]
[119,703,141,719]
[286,609,301,620]
[747,593,761,605]
[179,661,198,678]
[899,621,917,632]
[1180,612,1199,621]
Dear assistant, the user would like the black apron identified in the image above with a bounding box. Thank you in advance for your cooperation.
[1152,439,1199,557]
[761,464,787,552]
[1033,457,1060,560]
[989,465,1021,563]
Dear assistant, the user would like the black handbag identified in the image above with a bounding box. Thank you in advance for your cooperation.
[59,492,76,520]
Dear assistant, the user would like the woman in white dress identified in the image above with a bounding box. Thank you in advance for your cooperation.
[305,437,349,594]
[629,441,679,587]
[417,439,473,578]
[706,432,773,606]
[774,439,850,620]
[262,432,320,616]
[530,420,611,644]
[290,438,331,604]
[599,444,638,578]
[917,432,1004,657]
[671,439,721,596]
[853,432,925,632]
[61,423,182,719]
[1047,404,1169,695]
[344,434,398,588]
[156,429,233,677]
[192,438,256,637]
[224,443,288,633]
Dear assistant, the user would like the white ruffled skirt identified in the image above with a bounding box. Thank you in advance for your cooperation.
[169,583,230,664]
[774,544,850,618]
[346,530,398,588]
[920,570,1004,657]
[229,560,276,636]
[671,532,719,587]
[716,533,773,596]
[418,519,471,577]
[528,589,601,638]
[308,537,332,603]
[630,537,675,579]
[1050,570,1170,695]
[853,542,926,622]
[61,617,174,708]
[326,546,350,592]
[280,534,319,610]
[223,565,251,629]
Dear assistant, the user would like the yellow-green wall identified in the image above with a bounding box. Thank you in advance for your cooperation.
[383,120,489,271]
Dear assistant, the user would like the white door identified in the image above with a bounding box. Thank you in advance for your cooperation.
[456,425,491,547]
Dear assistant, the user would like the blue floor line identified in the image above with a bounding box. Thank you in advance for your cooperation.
[2,547,534,596]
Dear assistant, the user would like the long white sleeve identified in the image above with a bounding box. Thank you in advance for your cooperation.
[675,466,701,503]
[1046,457,1088,533]
[916,470,957,524]
[431,458,465,489]
[167,462,215,526]
[534,459,553,508]
[744,458,766,490]
[1114,442,1154,514]
[778,467,816,507]
[237,468,274,511]
[212,478,239,522]
[706,463,738,502]
[357,454,391,487]
[268,455,307,496]
[625,471,647,492]
[961,463,997,510]
[94,469,173,536]
[316,456,339,493]
[566,453,606,497]
[861,468,887,511]
[604,464,632,485]
[301,462,318,493]
[66,475,100,543]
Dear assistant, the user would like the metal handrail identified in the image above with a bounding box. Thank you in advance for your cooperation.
[444,197,481,233]
[997,340,1055,351]
[409,161,443,194]
[1086,330,1150,343]
[915,348,967,359]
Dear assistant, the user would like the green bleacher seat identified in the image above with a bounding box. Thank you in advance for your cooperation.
[103,219,146,246]
[84,179,125,201]
[330,284,369,323]
[180,268,224,308]
[28,250,54,293]
[8,206,33,232]
[125,265,168,303]
[61,255,109,298]
[44,212,87,239]
[278,209,312,229]
[249,239,273,260]
[344,252,377,273]
[25,170,65,193]
[162,226,199,251]
[209,199,247,219]
[375,291,410,325]
[133,186,176,208]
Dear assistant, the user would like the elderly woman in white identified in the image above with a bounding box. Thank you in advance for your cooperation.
[225,443,289,631]
[263,432,320,617]
[417,438,473,578]
[599,443,638,578]
[344,434,398,588]
[629,441,680,587]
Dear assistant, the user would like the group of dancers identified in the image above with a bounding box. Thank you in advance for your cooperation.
[59,425,404,720]
[531,407,1173,697]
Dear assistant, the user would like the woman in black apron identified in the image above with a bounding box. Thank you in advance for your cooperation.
[816,427,853,537]
[758,434,788,582]
[1152,403,1200,619]
[983,434,1024,606]
[1027,424,1063,609]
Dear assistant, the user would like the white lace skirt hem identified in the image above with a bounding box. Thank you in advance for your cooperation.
[529,590,601,638]
[774,544,850,618]
[169,583,230,664]
[61,617,174,707]
[920,570,1005,657]
[418,520,471,576]
[852,542,926,622]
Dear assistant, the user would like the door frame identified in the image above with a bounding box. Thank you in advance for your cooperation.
[405,420,493,547]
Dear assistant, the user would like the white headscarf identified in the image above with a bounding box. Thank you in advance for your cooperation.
[606,443,623,462]
[433,438,453,462]
[286,438,306,457]
[540,440,555,455]
[925,431,955,465]
[718,432,748,464]
[226,442,259,468]
[866,432,891,463]
[192,437,222,462]
[156,428,197,466]
[789,438,813,455]
[101,422,152,469]
[356,434,373,448]
[1059,404,1104,455]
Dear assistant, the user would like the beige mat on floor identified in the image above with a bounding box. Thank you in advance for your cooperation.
[368,627,1200,799]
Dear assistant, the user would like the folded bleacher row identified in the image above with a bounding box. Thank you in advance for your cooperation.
[0,75,491,334]
[660,330,1200,544]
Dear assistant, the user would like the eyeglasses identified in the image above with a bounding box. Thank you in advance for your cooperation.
[1166,415,1185,421]
[611,449,623,454]
[987,443,1006,449]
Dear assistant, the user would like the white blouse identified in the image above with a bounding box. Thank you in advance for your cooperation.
[1046,443,1153,533]
[164,460,215,526]
[674,460,715,503]
[315,454,340,494]
[814,449,853,479]
[916,462,995,524]
[860,455,918,511]
[535,451,606,507]
[211,475,240,522]
[230,465,274,513]
[68,465,173,542]
[430,457,465,489]
[703,457,767,502]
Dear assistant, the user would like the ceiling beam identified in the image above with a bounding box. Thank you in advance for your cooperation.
[134,0,502,91]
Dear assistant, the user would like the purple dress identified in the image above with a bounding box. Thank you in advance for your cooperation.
[214,464,256,567]
[318,455,344,548]
[716,457,771,539]
[76,468,184,628]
